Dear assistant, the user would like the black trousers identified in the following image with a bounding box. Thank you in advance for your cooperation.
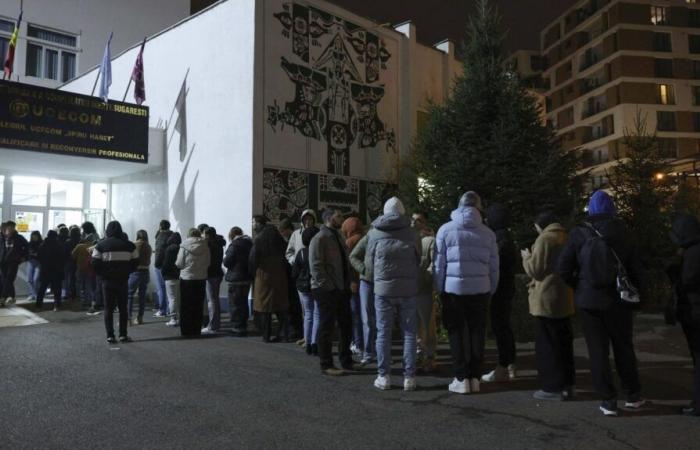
[103,280,128,338]
[228,284,250,333]
[36,277,63,308]
[579,304,641,401]
[535,316,575,392]
[442,293,490,381]
[314,288,352,370]
[288,284,303,339]
[491,291,516,367]
[180,279,206,336]
[0,263,19,299]
[681,319,700,407]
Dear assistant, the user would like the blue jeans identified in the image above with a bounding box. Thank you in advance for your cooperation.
[76,271,96,306]
[205,277,222,331]
[350,291,364,350]
[127,271,150,320]
[27,260,40,299]
[299,291,320,345]
[375,295,417,378]
[360,280,376,361]
[154,268,167,313]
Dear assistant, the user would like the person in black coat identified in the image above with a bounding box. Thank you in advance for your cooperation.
[63,226,81,301]
[483,204,519,383]
[91,221,138,344]
[36,230,65,310]
[292,226,321,355]
[558,191,643,417]
[223,227,253,336]
[201,227,225,334]
[161,232,182,327]
[0,221,29,306]
[27,231,42,301]
[153,220,173,316]
[669,213,700,417]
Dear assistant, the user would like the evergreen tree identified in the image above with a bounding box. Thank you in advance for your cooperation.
[404,0,577,243]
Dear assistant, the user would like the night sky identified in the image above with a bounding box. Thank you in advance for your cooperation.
[327,0,579,54]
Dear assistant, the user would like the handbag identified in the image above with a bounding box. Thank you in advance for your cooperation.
[586,223,641,304]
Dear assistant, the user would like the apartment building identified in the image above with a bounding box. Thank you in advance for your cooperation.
[540,0,700,188]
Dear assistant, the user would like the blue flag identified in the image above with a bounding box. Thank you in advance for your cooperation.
[99,33,113,102]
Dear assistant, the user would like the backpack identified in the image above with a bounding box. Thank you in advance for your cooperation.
[581,223,640,304]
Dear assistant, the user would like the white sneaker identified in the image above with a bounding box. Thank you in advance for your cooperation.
[166,318,178,327]
[508,364,517,379]
[374,375,392,390]
[481,365,509,383]
[154,311,165,318]
[404,377,417,392]
[350,343,362,356]
[470,378,480,393]
[448,378,470,394]
[5,297,15,306]
[624,399,647,409]
[201,327,215,335]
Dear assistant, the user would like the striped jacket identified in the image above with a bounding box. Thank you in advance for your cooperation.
[92,237,139,281]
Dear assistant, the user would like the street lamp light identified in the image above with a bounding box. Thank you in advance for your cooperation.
[655,172,665,181]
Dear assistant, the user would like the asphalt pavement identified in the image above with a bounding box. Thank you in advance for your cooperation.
[1,304,699,449]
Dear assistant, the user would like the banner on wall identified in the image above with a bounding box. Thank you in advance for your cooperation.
[0,80,149,163]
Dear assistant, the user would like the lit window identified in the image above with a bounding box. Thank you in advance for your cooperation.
[89,183,108,209]
[651,6,668,25]
[12,176,48,207]
[49,179,83,208]
[658,84,675,105]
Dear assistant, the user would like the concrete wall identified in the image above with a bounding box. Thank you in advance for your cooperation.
[63,0,257,236]
[0,0,190,89]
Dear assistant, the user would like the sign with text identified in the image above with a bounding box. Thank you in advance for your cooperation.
[0,80,149,163]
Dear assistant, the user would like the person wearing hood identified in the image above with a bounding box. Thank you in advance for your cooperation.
[91,221,139,344]
[153,220,174,317]
[0,221,29,307]
[292,226,321,354]
[250,216,290,342]
[279,218,304,343]
[127,230,152,325]
[202,227,226,334]
[176,228,211,337]
[223,227,254,336]
[26,231,42,302]
[669,213,700,417]
[434,191,499,395]
[366,198,421,391]
[342,216,365,357]
[482,204,519,383]
[412,211,437,373]
[286,209,317,265]
[62,226,82,302]
[72,233,97,310]
[36,230,65,311]
[558,190,644,417]
[162,232,183,327]
[522,211,575,401]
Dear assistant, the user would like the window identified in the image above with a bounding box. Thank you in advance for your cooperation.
[0,175,4,200]
[11,176,48,207]
[694,60,700,79]
[651,6,668,25]
[24,24,77,82]
[654,32,672,52]
[0,37,8,68]
[691,35,700,54]
[658,138,678,157]
[658,84,675,104]
[654,58,673,77]
[0,18,13,33]
[693,112,700,132]
[657,111,677,131]
[691,9,700,27]
[694,86,700,105]
[49,180,82,208]
[89,183,108,209]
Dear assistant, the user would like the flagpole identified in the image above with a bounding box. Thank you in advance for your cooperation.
[122,77,133,102]
[90,68,100,96]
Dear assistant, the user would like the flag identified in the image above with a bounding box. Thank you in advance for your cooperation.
[131,38,146,105]
[98,32,113,102]
[3,10,22,79]
[174,78,188,160]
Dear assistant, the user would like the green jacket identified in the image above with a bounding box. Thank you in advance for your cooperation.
[349,235,372,282]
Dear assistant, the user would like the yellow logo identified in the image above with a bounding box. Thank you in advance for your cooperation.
[9,99,29,119]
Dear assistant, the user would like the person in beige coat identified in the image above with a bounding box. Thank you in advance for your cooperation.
[521,211,575,402]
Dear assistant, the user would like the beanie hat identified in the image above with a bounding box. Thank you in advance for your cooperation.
[458,191,483,210]
[588,190,616,216]
[383,197,406,216]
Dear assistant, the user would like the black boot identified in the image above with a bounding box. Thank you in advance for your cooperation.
[311,343,318,356]
[306,344,313,355]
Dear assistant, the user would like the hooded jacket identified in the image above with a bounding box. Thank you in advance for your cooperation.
[207,234,226,279]
[154,229,173,269]
[161,233,182,281]
[670,213,700,322]
[91,222,138,282]
[285,209,317,264]
[522,223,574,318]
[0,231,28,265]
[38,231,66,282]
[342,217,364,293]
[223,235,253,284]
[309,224,351,292]
[176,237,211,281]
[486,204,519,302]
[292,226,320,293]
[365,213,421,297]
[349,234,372,282]
[434,206,500,296]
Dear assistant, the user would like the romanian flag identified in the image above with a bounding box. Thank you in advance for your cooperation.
[3,11,22,79]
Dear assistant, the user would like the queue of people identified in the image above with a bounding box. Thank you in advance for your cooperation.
[1,188,699,419]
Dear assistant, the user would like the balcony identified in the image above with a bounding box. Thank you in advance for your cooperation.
[580,47,603,72]
[582,95,607,119]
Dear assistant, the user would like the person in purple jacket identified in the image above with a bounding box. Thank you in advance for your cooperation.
[434,191,499,395]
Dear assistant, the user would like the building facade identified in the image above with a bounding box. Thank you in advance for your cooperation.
[539,0,700,188]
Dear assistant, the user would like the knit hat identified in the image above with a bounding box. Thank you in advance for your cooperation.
[458,191,483,210]
[587,190,616,216]
[383,197,406,216]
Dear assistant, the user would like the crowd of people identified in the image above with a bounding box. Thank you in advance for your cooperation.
[1,189,699,419]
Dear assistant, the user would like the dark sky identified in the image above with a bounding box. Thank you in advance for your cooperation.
[327,0,579,54]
